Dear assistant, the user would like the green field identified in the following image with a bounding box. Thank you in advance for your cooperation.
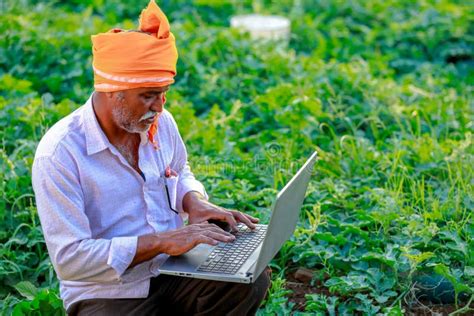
[1,0,473,314]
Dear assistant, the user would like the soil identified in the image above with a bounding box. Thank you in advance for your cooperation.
[284,268,473,315]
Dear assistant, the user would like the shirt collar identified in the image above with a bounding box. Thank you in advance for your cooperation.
[83,94,150,155]
[83,94,111,155]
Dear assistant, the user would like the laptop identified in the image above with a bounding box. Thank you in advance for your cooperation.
[159,151,317,283]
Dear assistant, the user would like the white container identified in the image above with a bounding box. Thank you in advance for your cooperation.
[230,14,291,43]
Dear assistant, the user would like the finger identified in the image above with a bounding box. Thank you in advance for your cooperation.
[186,223,211,231]
[213,210,239,232]
[204,230,235,243]
[231,210,256,229]
[193,223,234,237]
[239,212,259,224]
[247,214,259,223]
[206,224,235,236]
[194,234,219,247]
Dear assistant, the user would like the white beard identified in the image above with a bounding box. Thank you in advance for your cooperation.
[111,106,152,134]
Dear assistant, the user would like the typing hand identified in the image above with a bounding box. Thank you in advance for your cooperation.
[156,223,235,256]
[183,192,259,232]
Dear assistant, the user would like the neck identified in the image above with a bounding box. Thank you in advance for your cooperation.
[92,92,137,145]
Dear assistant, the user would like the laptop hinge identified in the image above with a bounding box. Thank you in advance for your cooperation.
[246,261,257,276]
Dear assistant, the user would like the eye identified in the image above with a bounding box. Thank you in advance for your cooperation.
[142,95,154,101]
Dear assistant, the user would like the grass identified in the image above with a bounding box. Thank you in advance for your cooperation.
[0,0,473,314]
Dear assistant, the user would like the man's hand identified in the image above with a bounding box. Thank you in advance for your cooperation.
[182,191,259,231]
[130,223,235,267]
[129,192,260,268]
[156,223,235,256]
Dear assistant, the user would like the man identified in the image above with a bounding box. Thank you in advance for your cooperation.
[32,1,270,315]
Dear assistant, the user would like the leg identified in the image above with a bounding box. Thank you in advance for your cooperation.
[68,297,165,316]
[69,268,271,316]
[159,267,271,315]
[68,275,180,315]
[195,268,271,316]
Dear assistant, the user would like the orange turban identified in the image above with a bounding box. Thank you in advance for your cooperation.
[91,0,178,92]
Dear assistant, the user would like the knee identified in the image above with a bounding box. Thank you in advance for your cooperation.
[213,270,271,314]
[245,267,271,304]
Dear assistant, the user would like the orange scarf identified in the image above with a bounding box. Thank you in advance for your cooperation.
[147,93,166,149]
[91,0,177,147]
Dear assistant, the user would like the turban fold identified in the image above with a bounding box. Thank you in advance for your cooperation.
[91,0,178,92]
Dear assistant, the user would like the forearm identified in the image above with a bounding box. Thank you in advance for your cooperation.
[130,223,235,268]
[129,192,208,268]
[45,236,137,283]
[129,234,164,268]
[182,191,206,213]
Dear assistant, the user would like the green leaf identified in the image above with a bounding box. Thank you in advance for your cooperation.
[383,305,404,316]
[12,301,33,316]
[465,266,474,277]
[13,281,38,300]
[433,264,472,294]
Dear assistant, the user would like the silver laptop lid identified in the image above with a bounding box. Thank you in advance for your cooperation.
[252,151,317,278]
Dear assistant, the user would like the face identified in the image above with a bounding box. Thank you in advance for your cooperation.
[110,86,169,134]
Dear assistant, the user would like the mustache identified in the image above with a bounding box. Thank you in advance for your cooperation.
[139,111,159,121]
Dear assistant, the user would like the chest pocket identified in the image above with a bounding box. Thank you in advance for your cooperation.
[154,142,181,212]
[164,175,179,211]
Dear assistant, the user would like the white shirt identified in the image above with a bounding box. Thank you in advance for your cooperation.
[32,95,207,312]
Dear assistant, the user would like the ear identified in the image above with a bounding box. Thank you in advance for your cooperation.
[162,93,167,106]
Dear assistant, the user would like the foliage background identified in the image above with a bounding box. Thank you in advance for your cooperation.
[0,0,473,314]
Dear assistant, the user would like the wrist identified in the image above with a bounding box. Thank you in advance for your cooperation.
[152,232,168,254]
[182,191,206,214]
[131,232,169,267]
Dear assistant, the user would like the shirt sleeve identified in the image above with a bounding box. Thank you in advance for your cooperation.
[164,111,208,212]
[32,155,137,283]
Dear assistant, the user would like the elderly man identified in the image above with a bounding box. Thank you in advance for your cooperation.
[32,1,270,315]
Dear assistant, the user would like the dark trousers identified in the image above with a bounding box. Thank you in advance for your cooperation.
[69,268,271,316]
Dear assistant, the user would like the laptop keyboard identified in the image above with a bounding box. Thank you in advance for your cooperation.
[197,224,267,275]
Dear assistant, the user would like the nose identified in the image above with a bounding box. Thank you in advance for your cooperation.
[150,95,165,113]
[150,93,166,113]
